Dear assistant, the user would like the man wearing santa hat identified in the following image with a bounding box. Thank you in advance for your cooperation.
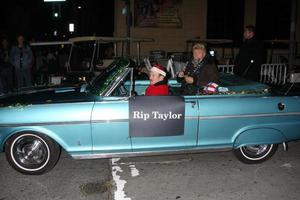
[145,64,169,96]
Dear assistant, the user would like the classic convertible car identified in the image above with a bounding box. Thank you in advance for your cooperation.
[0,57,300,175]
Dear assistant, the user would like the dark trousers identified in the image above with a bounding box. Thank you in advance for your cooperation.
[15,67,32,89]
[0,63,14,93]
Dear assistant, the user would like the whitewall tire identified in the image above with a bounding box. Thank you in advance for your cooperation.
[5,132,60,175]
[233,144,278,164]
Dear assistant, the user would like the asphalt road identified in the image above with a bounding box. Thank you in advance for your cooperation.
[1,141,300,200]
[0,152,111,200]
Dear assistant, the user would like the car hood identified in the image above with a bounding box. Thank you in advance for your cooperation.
[0,84,94,107]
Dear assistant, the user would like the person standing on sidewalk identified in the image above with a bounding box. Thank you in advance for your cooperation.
[234,25,266,81]
[9,34,34,89]
[0,38,14,93]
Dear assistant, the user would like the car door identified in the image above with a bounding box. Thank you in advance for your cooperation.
[197,96,237,148]
[130,96,199,150]
[197,96,264,148]
[197,95,300,148]
[91,96,132,153]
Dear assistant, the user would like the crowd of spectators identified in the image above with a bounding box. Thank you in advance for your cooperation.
[0,34,68,95]
[0,34,34,94]
[0,25,266,95]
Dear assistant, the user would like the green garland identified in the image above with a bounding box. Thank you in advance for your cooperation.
[199,88,270,95]
[7,103,32,110]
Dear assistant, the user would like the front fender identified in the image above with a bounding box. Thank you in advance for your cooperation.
[233,128,287,149]
[1,127,69,152]
[1,126,92,154]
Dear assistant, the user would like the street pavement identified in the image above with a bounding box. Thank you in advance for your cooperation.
[111,141,300,200]
[0,152,111,200]
[1,141,300,200]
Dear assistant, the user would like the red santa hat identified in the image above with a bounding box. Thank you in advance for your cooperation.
[151,64,167,77]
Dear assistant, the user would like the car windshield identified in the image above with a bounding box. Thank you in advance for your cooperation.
[88,58,131,95]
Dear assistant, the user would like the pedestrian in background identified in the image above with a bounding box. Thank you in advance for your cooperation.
[234,25,266,81]
[9,34,34,89]
[0,38,14,93]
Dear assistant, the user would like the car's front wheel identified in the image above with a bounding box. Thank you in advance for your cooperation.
[5,132,61,175]
[233,144,278,164]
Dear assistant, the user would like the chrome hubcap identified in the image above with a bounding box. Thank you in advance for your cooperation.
[242,144,269,156]
[14,137,47,165]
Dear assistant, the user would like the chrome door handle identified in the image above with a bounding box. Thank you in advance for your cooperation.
[278,102,285,111]
[186,101,197,108]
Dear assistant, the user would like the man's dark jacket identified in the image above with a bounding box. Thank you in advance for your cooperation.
[177,55,219,95]
[234,37,266,81]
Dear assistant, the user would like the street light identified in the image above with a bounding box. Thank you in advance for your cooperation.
[44,0,64,19]
[53,12,59,18]
[51,4,61,19]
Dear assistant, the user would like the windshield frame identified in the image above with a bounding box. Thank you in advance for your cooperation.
[88,58,132,96]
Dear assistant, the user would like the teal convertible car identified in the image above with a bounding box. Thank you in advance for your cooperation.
[0,58,300,175]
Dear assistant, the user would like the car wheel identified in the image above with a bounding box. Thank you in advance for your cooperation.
[233,144,278,164]
[5,132,61,175]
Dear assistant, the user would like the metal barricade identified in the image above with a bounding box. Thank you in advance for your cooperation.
[217,65,235,74]
[260,63,287,85]
[166,58,187,78]
[143,57,152,71]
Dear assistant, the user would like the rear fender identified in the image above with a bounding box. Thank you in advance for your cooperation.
[233,128,287,149]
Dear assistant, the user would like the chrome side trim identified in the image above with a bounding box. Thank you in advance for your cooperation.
[2,112,298,127]
[72,147,231,159]
[95,98,129,103]
[91,116,197,123]
[0,121,91,128]
[0,116,197,127]
[185,116,198,120]
[91,119,128,123]
[199,112,300,120]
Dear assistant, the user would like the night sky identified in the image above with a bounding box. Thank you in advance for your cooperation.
[0,0,293,43]
[0,0,114,42]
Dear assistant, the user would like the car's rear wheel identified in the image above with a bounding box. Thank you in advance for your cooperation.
[233,144,278,164]
[5,132,61,175]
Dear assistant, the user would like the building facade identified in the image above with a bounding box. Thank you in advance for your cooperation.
[114,0,300,62]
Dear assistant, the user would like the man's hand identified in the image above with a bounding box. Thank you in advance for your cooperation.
[177,71,194,84]
[177,71,185,78]
[184,75,194,84]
